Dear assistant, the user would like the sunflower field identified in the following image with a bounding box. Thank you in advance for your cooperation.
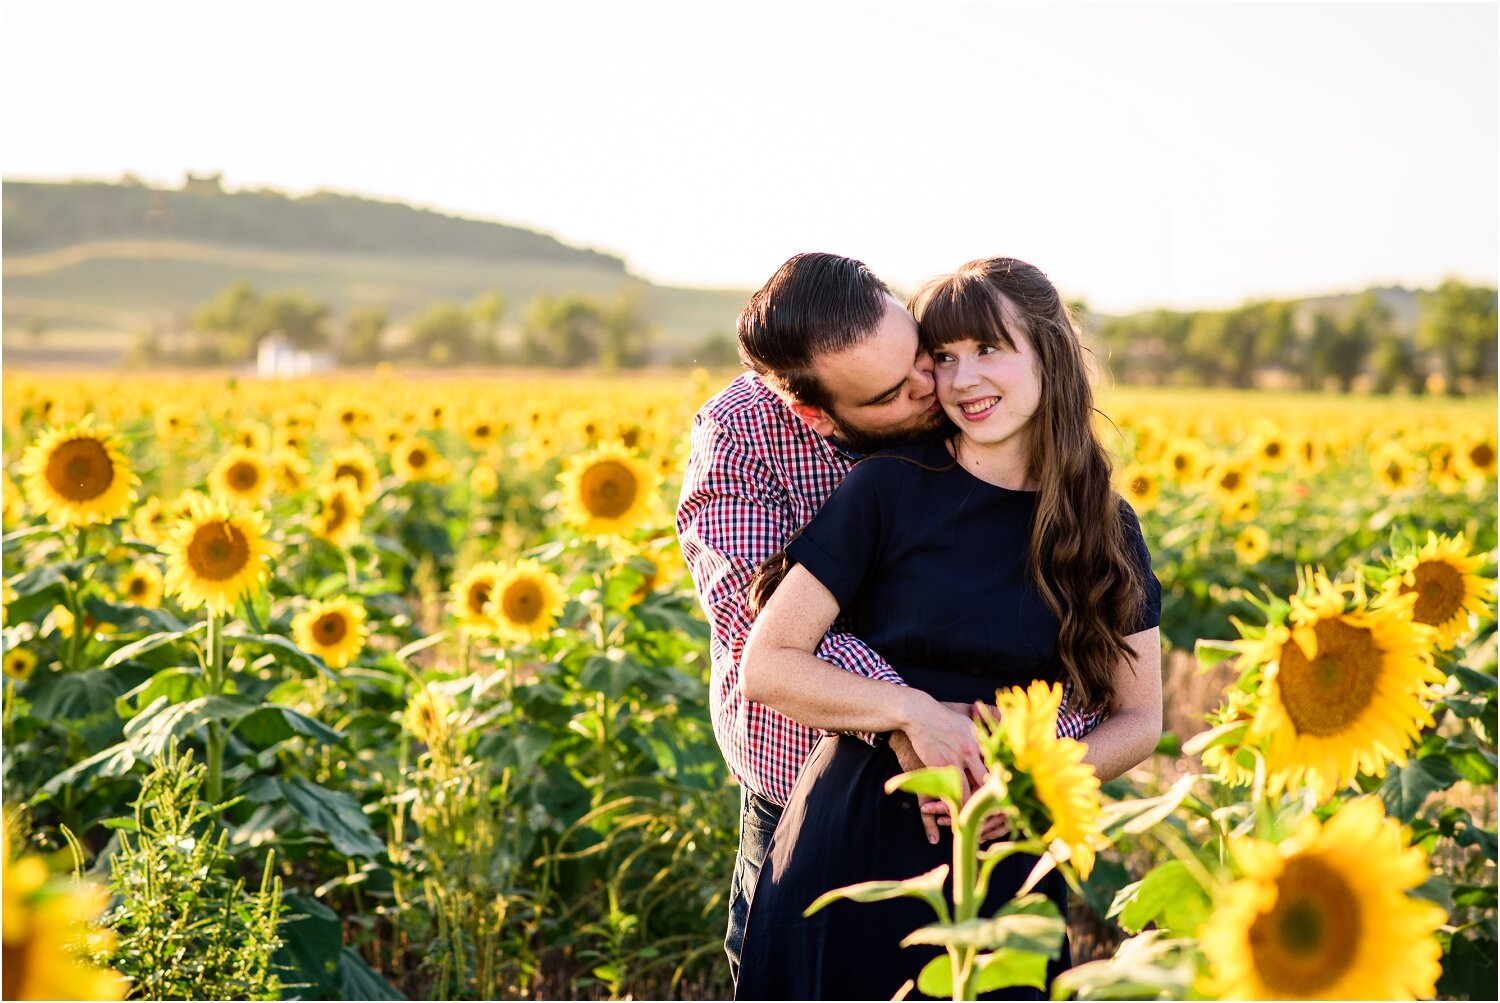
[2,371,1495,1001]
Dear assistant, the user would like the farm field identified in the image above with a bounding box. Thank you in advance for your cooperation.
[2,371,1496,1000]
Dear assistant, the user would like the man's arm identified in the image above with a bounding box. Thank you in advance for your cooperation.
[676,415,907,694]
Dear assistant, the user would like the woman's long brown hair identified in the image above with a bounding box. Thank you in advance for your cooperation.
[908,258,1145,712]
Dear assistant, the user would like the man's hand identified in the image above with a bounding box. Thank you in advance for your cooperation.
[888,730,943,845]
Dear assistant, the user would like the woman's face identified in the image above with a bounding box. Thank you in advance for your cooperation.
[930,299,1042,455]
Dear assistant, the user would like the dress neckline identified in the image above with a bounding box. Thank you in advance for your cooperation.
[934,437,1039,495]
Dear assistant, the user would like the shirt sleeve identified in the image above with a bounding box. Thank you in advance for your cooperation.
[675,416,905,694]
[783,457,889,612]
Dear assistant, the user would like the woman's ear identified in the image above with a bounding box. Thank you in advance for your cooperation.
[788,401,838,438]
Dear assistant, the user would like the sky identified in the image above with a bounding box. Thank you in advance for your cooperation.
[1,0,1495,314]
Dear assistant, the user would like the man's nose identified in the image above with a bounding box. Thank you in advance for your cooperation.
[910,358,936,396]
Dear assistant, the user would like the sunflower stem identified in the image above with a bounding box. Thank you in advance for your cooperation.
[205,608,225,806]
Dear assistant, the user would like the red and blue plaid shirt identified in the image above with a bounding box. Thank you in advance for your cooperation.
[676,373,1103,806]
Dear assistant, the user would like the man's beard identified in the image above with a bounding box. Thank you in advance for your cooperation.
[826,409,949,455]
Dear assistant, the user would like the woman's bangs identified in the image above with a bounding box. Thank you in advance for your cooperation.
[917,279,1016,354]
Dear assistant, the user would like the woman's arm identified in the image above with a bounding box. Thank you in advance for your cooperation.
[1079,627,1163,783]
[742,563,988,786]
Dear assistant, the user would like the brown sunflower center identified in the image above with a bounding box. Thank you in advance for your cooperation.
[128,576,150,597]
[502,579,543,623]
[186,520,251,581]
[579,461,638,519]
[1263,441,1284,459]
[1248,856,1359,995]
[1382,460,1406,485]
[1172,453,1191,472]
[466,581,492,617]
[406,449,428,468]
[475,424,491,438]
[227,461,261,492]
[325,493,350,530]
[1129,475,1152,498]
[1276,618,1381,737]
[1219,470,1242,492]
[1470,442,1495,469]
[334,463,366,490]
[314,612,348,644]
[1402,560,1464,627]
[45,437,115,501]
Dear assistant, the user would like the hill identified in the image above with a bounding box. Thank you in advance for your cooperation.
[1,178,749,366]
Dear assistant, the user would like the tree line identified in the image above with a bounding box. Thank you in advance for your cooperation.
[1089,279,1496,395]
[128,281,684,370]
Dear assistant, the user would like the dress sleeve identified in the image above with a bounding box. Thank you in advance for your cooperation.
[1119,500,1162,633]
[783,457,891,611]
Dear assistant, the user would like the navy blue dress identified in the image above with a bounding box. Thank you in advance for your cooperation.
[735,437,1161,1001]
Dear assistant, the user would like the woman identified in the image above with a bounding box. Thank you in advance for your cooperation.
[734,258,1163,1000]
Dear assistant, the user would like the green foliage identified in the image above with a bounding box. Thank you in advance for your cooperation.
[95,748,285,1001]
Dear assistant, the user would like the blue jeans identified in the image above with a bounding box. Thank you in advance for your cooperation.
[725,787,784,986]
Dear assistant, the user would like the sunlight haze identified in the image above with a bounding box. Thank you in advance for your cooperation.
[2,0,1494,314]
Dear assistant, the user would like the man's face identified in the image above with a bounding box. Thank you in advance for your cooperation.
[805,296,944,453]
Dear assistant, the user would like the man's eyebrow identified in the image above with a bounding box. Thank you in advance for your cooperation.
[856,377,906,407]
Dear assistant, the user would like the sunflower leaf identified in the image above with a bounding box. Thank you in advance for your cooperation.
[1380,756,1462,823]
[804,864,950,922]
[973,948,1050,992]
[101,623,207,669]
[1193,639,1240,674]
[1111,860,1211,937]
[231,705,343,748]
[886,766,964,807]
[222,631,333,679]
[902,894,1064,953]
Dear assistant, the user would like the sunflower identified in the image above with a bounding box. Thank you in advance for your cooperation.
[1117,464,1160,510]
[130,495,171,546]
[329,401,375,439]
[1459,434,1497,479]
[117,561,164,609]
[462,418,503,451]
[1236,572,1442,798]
[1205,461,1254,507]
[18,417,139,528]
[324,444,381,504]
[2,476,25,528]
[1249,431,1290,472]
[453,563,504,636]
[154,403,193,442]
[291,598,368,669]
[168,489,213,524]
[1161,440,1206,482]
[162,497,273,615]
[2,830,128,1001]
[1198,798,1445,1000]
[4,648,38,681]
[403,685,454,750]
[557,444,661,538]
[230,423,271,453]
[1370,443,1418,493]
[981,680,1102,879]
[391,436,450,483]
[309,481,365,549]
[487,559,565,644]
[270,449,310,494]
[208,448,273,508]
[1383,532,1495,650]
[1291,435,1326,476]
[1198,688,1259,788]
[1234,525,1271,566]
[470,462,499,499]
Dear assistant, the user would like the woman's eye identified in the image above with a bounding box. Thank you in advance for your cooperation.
[978,344,998,356]
[933,353,954,364]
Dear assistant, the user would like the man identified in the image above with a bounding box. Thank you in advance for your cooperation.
[675,252,1096,983]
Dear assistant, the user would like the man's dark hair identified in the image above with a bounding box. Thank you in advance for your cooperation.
[737,252,890,408]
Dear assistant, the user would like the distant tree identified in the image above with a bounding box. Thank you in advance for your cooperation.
[1305,296,1381,393]
[600,286,652,370]
[1370,332,1424,395]
[343,305,389,365]
[1419,279,1498,394]
[470,292,506,364]
[407,303,477,366]
[261,290,330,351]
[191,280,271,361]
[1184,311,1228,385]
[685,332,741,368]
[522,294,605,367]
